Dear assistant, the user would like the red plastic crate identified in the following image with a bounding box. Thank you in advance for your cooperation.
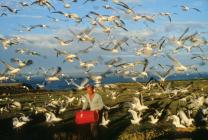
[75,110,99,125]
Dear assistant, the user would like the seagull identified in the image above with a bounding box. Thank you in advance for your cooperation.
[128,109,142,125]
[142,15,156,23]
[10,58,33,68]
[0,13,7,17]
[38,67,55,77]
[104,57,122,68]
[154,66,173,82]
[100,112,110,127]
[139,58,149,78]
[63,95,76,106]
[104,104,120,110]
[100,37,128,53]
[130,95,148,112]
[70,78,89,90]
[22,24,49,31]
[0,73,9,82]
[63,53,79,63]
[155,109,164,117]
[202,108,208,115]
[132,13,143,21]
[79,60,97,71]
[88,74,103,87]
[97,21,113,34]
[91,69,112,86]
[113,19,128,31]
[170,27,190,49]
[68,27,95,44]
[64,3,71,8]
[107,91,120,100]
[181,5,201,12]
[159,12,177,22]
[77,95,88,106]
[89,11,108,23]
[85,14,98,25]
[36,81,46,90]
[1,5,19,14]
[57,103,66,114]
[15,48,29,54]
[167,55,188,72]
[188,96,205,110]
[178,110,194,127]
[54,37,73,46]
[34,106,47,114]
[19,113,31,122]
[19,2,29,7]
[46,66,63,82]
[107,15,120,22]
[192,55,208,62]
[47,16,62,22]
[54,48,68,57]
[83,0,96,4]
[31,0,56,11]
[115,1,135,14]
[79,46,94,54]
[102,5,115,10]
[52,11,82,23]
[100,45,119,53]
[0,37,17,49]
[10,101,22,109]
[45,112,62,123]
[136,42,159,56]
[168,115,186,128]
[13,117,27,128]
[148,115,159,124]
[0,60,23,76]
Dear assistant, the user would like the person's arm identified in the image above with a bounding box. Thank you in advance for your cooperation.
[97,94,104,111]
[82,96,88,110]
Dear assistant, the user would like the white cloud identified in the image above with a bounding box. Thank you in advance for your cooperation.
[8,14,43,19]
[164,21,208,32]
[120,0,140,4]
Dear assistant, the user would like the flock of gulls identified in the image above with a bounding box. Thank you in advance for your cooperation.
[0,0,208,133]
[0,80,208,130]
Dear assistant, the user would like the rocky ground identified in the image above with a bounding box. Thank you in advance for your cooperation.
[0,80,208,140]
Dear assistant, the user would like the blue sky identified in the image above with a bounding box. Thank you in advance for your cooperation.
[0,0,208,76]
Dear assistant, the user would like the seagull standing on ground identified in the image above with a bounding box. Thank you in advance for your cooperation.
[100,112,110,127]
[128,109,142,125]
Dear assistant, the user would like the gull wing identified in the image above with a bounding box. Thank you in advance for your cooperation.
[70,79,81,88]
[163,66,173,77]
[178,27,189,41]
[0,60,15,71]
[80,78,89,87]
[128,109,138,120]
[167,54,183,67]
[52,66,62,77]
[142,58,149,72]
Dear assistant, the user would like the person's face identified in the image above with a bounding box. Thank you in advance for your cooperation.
[86,86,94,95]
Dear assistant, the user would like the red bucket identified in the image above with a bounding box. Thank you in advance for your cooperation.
[75,110,99,125]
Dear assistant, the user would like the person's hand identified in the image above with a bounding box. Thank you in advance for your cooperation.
[95,110,98,113]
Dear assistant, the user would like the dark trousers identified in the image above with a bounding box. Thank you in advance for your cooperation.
[77,109,107,140]
[90,109,104,140]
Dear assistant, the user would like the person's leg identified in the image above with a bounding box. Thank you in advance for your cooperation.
[77,124,91,140]
[90,122,98,139]
[98,109,104,123]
